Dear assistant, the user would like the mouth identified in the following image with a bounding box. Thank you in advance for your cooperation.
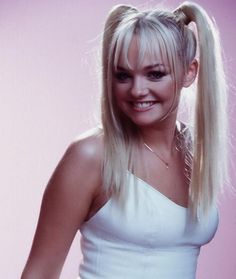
[130,101,158,111]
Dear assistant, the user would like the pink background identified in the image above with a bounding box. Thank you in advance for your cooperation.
[0,0,235,278]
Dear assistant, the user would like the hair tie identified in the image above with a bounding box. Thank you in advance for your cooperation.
[173,8,191,25]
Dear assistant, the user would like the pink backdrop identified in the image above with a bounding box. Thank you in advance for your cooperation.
[0,0,235,278]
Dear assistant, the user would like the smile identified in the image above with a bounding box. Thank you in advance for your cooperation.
[131,101,157,111]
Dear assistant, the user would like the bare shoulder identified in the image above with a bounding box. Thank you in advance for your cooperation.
[61,128,103,173]
[40,126,105,232]
[68,127,104,166]
[49,127,104,201]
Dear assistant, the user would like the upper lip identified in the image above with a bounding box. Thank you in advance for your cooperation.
[130,100,158,103]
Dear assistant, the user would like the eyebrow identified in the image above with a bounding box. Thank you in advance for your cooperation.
[116,63,166,71]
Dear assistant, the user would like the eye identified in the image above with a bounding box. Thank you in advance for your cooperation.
[147,71,166,80]
[114,71,132,83]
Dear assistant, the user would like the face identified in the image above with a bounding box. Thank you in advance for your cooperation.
[112,35,183,130]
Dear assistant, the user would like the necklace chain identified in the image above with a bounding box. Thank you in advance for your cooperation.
[144,142,170,169]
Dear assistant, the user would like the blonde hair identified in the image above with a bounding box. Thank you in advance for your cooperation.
[101,2,227,218]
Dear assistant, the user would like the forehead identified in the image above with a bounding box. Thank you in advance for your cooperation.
[115,34,169,71]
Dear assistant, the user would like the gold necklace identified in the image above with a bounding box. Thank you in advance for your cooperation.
[144,142,169,169]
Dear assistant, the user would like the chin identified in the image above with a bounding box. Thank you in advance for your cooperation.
[130,117,163,128]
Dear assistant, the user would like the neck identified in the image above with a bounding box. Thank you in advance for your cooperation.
[140,118,178,155]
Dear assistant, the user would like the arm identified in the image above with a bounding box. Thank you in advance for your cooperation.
[21,134,103,279]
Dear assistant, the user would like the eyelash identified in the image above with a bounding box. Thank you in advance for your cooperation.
[147,71,166,80]
[114,71,166,82]
[114,72,131,82]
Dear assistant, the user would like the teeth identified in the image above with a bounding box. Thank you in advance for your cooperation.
[133,101,155,108]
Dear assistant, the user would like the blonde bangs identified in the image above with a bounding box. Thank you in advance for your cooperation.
[138,19,183,113]
[113,28,134,70]
[138,27,167,69]
[113,15,183,87]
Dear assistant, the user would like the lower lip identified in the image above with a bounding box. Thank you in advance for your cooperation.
[130,102,158,112]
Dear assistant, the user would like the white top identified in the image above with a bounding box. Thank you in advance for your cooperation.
[79,172,218,279]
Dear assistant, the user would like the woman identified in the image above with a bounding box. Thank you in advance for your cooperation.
[21,1,227,278]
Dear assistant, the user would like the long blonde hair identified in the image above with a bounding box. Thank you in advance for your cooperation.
[101,1,227,218]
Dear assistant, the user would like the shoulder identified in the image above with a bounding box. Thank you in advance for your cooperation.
[39,127,104,229]
[66,127,104,170]
[46,127,104,204]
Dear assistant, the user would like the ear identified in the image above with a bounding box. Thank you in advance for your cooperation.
[182,59,198,88]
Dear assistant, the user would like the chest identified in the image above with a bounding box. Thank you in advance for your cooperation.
[134,148,189,208]
[82,173,219,249]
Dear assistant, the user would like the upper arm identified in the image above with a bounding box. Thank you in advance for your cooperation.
[21,133,103,278]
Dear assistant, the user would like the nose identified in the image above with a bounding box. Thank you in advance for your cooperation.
[130,76,149,98]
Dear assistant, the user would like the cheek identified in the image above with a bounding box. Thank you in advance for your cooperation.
[152,82,175,101]
[113,84,128,101]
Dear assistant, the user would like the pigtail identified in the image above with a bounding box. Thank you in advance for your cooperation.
[175,2,227,217]
[101,5,138,199]
[102,5,136,133]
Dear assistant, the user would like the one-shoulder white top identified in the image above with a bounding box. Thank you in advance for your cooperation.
[78,172,218,279]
